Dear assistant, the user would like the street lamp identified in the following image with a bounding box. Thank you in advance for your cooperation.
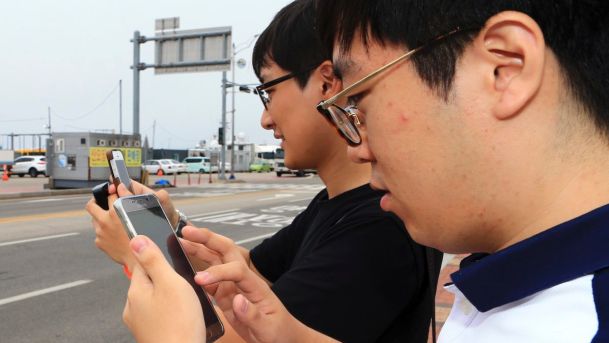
[229,35,259,180]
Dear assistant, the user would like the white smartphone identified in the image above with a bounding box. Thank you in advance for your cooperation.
[114,194,224,341]
[106,149,134,193]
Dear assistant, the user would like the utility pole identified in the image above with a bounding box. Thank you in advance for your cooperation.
[229,43,236,180]
[152,120,156,148]
[47,106,51,136]
[132,31,141,135]
[219,71,228,180]
[119,79,123,135]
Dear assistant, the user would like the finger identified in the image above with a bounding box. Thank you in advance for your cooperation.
[232,294,265,332]
[181,226,241,261]
[108,183,117,195]
[130,180,154,195]
[85,198,105,220]
[117,183,134,197]
[122,299,132,329]
[127,262,153,296]
[107,192,119,209]
[203,283,220,296]
[180,238,221,265]
[129,235,173,283]
[196,262,271,304]
[156,189,173,203]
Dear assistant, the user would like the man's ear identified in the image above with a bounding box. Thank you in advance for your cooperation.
[317,60,342,97]
[475,11,546,120]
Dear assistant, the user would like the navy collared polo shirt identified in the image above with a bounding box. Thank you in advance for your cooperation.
[438,204,609,343]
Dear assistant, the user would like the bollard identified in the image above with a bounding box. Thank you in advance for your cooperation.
[188,173,191,186]
[173,172,177,187]
[197,172,202,185]
[2,164,8,182]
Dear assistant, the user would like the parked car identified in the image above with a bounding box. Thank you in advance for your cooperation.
[170,159,187,174]
[274,160,315,177]
[142,159,178,175]
[182,157,212,173]
[249,159,273,173]
[11,156,46,177]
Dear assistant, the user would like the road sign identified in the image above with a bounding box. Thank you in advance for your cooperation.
[155,17,180,31]
[154,26,232,74]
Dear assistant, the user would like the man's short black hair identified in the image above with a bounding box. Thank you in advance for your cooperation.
[252,0,330,88]
[316,0,609,136]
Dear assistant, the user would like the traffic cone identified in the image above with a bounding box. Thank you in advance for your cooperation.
[2,164,8,181]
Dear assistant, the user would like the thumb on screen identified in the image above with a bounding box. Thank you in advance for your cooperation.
[130,235,172,283]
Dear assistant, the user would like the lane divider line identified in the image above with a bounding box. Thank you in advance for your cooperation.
[189,209,240,220]
[287,198,312,203]
[0,280,93,306]
[256,194,294,202]
[0,232,80,247]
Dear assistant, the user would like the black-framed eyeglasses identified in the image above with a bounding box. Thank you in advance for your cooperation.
[317,28,475,146]
[254,65,320,110]
[254,73,296,110]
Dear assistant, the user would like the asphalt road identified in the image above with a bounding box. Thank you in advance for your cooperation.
[0,178,324,343]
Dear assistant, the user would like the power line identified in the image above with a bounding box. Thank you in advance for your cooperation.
[54,83,120,121]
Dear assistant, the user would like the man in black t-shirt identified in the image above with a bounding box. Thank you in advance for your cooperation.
[179,1,440,342]
[89,1,440,342]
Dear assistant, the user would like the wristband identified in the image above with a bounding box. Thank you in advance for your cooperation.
[123,264,132,279]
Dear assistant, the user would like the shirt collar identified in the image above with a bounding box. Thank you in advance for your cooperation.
[451,203,609,313]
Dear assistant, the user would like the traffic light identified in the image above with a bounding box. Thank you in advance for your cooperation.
[218,127,224,145]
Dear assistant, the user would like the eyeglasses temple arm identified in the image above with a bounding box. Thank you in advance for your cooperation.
[320,28,467,109]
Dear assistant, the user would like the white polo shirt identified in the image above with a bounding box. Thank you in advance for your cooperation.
[438,204,609,343]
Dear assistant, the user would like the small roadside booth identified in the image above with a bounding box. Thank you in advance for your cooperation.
[46,132,142,189]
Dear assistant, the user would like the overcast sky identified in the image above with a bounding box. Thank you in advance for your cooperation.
[0,0,293,150]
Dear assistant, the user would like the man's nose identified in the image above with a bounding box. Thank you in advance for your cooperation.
[260,108,273,130]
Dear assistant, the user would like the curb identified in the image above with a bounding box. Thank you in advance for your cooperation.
[0,184,175,201]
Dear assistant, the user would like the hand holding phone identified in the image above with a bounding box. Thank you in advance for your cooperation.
[114,194,224,341]
[123,235,207,343]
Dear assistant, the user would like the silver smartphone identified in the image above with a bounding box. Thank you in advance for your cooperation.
[114,194,224,341]
[106,149,134,193]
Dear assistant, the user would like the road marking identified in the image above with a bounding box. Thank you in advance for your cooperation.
[0,280,93,306]
[20,195,90,204]
[235,232,277,245]
[21,198,63,204]
[0,209,88,225]
[288,198,312,203]
[189,209,240,219]
[0,189,279,225]
[0,232,80,247]
[256,194,294,202]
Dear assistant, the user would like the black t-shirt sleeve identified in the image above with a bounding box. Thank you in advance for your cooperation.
[250,210,310,282]
[269,216,422,343]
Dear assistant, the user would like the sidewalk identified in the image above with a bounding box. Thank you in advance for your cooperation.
[0,172,317,200]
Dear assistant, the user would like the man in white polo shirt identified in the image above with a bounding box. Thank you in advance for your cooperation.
[313,1,609,342]
[113,1,609,343]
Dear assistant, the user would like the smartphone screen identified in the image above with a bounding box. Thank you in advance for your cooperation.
[107,150,133,193]
[118,197,224,341]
